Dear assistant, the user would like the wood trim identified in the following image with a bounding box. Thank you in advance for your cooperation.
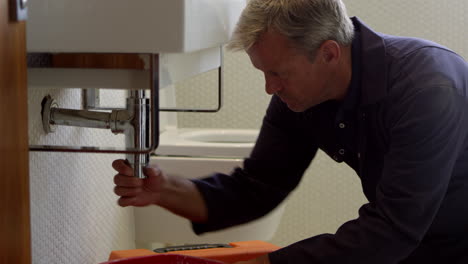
[51,53,146,69]
[0,0,31,263]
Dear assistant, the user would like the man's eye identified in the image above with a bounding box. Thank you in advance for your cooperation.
[268,71,287,80]
[270,72,280,77]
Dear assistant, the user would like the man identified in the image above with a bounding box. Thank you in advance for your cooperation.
[112,0,468,263]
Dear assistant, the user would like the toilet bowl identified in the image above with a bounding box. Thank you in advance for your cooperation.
[156,128,258,157]
[133,128,286,249]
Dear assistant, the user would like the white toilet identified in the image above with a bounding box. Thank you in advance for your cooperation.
[133,87,286,249]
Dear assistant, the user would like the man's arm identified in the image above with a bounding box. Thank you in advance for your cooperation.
[112,160,208,222]
[191,96,318,234]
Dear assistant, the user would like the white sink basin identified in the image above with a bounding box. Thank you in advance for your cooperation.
[27,0,246,53]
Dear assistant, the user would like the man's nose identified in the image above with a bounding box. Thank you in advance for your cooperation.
[265,76,282,95]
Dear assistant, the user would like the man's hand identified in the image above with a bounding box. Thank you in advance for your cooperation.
[112,159,167,207]
[234,255,270,264]
[112,159,208,222]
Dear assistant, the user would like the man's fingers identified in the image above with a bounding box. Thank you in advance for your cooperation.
[113,161,165,208]
[143,165,162,179]
[114,174,143,187]
[112,159,134,176]
[114,186,142,197]
[117,196,137,207]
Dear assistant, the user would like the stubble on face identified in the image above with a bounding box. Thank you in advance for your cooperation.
[247,31,351,113]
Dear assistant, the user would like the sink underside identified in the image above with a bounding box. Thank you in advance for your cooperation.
[27,0,246,53]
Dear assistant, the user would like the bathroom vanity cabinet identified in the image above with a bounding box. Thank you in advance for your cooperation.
[0,0,31,263]
[39,53,147,69]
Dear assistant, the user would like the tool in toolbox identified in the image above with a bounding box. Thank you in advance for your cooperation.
[105,240,280,264]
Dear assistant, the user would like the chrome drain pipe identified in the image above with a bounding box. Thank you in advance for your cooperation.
[41,91,150,178]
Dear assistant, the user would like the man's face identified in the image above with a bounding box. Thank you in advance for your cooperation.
[247,31,337,112]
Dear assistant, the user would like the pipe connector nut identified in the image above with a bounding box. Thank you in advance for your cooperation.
[41,95,59,134]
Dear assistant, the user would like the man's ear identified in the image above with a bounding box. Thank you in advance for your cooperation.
[319,40,341,64]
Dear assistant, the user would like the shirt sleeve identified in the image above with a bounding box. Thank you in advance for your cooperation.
[269,83,468,263]
[191,96,318,234]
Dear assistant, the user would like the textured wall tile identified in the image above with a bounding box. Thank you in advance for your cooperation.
[28,87,135,264]
[269,151,367,246]
[176,50,270,129]
[345,0,468,59]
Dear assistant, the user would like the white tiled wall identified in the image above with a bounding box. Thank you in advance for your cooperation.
[175,51,269,129]
[28,87,135,264]
[174,0,468,247]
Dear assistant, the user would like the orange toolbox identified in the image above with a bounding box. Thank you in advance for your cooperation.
[102,240,280,264]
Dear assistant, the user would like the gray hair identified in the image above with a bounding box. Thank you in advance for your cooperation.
[227,0,355,59]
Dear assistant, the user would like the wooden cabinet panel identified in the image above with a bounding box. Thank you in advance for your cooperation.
[50,53,146,69]
[0,0,31,263]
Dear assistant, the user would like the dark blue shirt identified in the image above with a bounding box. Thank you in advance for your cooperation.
[192,17,468,263]
[329,29,362,163]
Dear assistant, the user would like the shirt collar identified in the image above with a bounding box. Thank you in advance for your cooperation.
[340,25,362,112]
[351,17,389,106]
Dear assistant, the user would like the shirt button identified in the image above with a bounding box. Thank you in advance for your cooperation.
[338,149,345,155]
[333,155,339,161]
[357,152,361,159]
[339,123,346,129]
